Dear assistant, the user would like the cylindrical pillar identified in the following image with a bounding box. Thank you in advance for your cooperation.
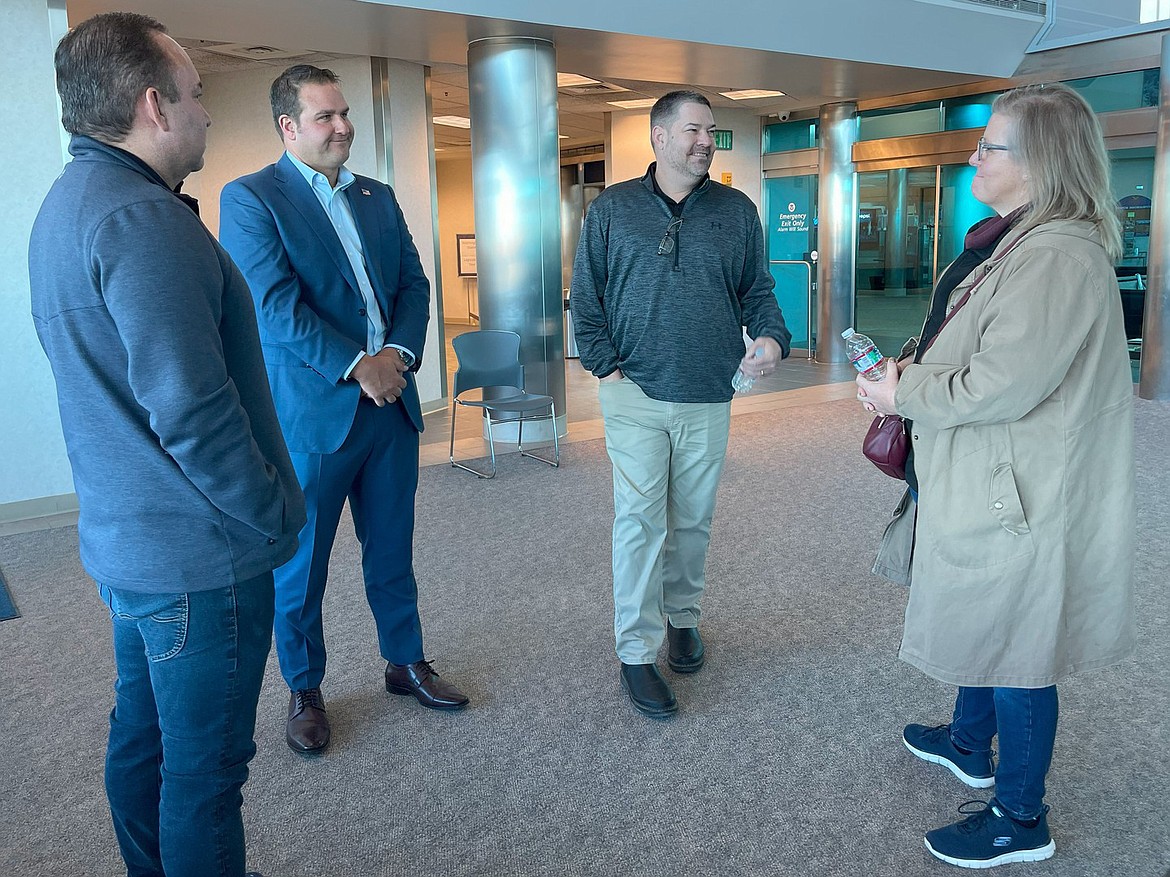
[816,102,858,363]
[885,167,909,295]
[1139,34,1170,399]
[467,36,566,438]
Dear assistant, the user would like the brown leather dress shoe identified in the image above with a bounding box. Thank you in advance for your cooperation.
[286,687,330,753]
[667,621,705,673]
[385,660,469,710]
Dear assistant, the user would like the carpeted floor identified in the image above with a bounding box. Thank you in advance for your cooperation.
[0,397,1166,876]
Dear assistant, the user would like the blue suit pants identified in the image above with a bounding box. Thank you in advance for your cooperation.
[275,398,424,691]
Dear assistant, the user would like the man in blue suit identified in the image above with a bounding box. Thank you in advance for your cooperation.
[220,64,468,754]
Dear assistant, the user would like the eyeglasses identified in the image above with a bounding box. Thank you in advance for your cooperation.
[976,137,1011,162]
[657,217,683,256]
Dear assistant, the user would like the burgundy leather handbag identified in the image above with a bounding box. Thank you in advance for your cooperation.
[862,415,908,479]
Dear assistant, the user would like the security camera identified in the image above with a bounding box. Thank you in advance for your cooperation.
[777,111,791,122]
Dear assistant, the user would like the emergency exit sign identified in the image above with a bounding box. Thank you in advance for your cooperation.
[713,129,733,150]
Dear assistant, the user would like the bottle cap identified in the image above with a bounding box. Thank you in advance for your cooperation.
[841,327,855,338]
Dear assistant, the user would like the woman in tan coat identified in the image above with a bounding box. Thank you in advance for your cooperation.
[858,83,1135,869]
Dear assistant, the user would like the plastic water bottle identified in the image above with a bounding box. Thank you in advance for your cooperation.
[732,348,763,393]
[842,327,886,381]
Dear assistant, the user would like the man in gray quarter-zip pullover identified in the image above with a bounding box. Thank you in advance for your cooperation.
[571,91,791,717]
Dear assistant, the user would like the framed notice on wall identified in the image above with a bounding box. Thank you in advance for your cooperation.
[457,234,477,277]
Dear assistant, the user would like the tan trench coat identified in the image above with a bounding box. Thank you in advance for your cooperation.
[875,219,1136,688]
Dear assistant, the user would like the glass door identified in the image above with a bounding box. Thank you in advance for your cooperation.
[854,165,940,357]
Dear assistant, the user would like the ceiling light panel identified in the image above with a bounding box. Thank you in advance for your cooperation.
[557,73,601,88]
[607,98,657,109]
[720,89,787,100]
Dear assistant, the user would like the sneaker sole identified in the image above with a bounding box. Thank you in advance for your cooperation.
[925,837,1055,868]
[903,736,995,788]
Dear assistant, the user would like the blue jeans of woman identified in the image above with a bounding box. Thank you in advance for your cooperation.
[950,685,1059,820]
[99,573,274,877]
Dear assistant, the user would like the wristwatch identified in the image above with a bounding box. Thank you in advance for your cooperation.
[397,348,415,368]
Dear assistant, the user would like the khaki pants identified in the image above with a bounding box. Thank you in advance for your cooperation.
[599,377,731,663]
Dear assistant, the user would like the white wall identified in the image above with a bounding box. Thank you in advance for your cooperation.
[0,0,75,515]
[384,59,444,406]
[435,156,476,324]
[605,106,764,215]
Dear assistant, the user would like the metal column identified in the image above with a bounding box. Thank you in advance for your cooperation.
[816,102,859,363]
[467,36,566,438]
[885,167,909,294]
[1139,34,1170,399]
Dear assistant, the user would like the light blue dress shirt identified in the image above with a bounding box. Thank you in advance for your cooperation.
[285,152,414,376]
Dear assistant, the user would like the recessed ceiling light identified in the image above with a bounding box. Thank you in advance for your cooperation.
[720,89,787,100]
[607,98,657,110]
[557,73,601,88]
[433,115,471,128]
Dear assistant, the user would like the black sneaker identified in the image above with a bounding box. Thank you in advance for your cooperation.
[925,799,1055,868]
[904,723,995,788]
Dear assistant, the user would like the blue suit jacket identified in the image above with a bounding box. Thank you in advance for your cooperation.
[219,154,429,454]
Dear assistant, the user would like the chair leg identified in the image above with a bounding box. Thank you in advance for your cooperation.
[450,404,498,478]
[517,403,560,469]
[448,401,459,465]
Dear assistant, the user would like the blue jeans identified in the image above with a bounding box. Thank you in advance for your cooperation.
[99,574,274,877]
[950,685,1059,820]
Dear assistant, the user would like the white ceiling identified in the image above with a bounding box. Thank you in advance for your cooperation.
[73,0,1062,156]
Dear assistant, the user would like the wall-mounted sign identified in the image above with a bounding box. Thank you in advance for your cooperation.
[721,172,733,186]
[456,234,477,277]
[777,200,810,234]
[713,129,733,150]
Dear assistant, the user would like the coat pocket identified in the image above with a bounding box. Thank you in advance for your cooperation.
[989,463,1030,536]
[923,448,1036,570]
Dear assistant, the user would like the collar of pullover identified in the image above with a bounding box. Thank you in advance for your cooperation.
[642,162,709,215]
[68,135,200,215]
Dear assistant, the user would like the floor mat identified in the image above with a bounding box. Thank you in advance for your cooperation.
[0,570,19,621]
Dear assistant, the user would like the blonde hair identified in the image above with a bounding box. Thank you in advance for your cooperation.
[993,83,1122,259]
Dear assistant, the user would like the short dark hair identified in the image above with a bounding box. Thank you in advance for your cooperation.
[270,65,341,135]
[650,91,711,130]
[54,12,179,141]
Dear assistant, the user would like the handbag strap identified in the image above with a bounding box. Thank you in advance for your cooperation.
[920,229,1030,356]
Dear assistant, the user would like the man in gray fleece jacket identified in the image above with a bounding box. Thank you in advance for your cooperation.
[28,13,304,876]
[571,91,790,717]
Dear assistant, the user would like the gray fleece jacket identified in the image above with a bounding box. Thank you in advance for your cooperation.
[571,164,790,403]
[29,137,305,593]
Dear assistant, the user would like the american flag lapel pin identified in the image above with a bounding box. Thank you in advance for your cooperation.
[361,188,372,196]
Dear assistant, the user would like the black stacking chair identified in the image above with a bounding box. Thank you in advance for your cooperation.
[449,330,560,478]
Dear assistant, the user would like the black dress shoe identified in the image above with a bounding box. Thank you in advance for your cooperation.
[385,660,469,710]
[620,662,678,716]
[667,622,705,673]
[286,687,330,753]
